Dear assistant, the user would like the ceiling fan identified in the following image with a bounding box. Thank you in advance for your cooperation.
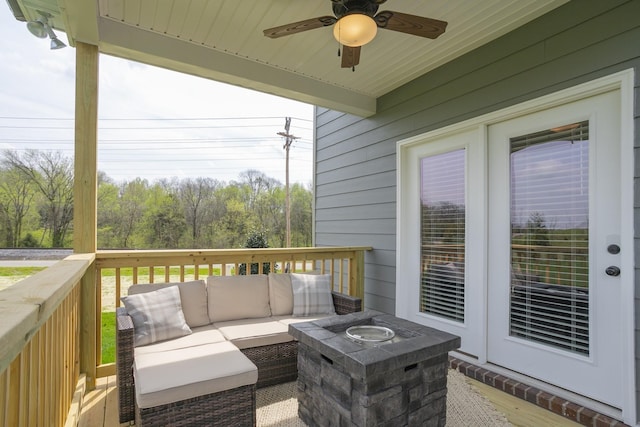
[263,0,448,70]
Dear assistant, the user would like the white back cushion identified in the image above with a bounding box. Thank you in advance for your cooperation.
[207,275,271,322]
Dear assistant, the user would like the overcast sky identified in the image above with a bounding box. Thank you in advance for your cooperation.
[0,10,314,185]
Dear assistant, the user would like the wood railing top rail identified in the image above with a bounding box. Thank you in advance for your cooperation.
[0,253,94,375]
[510,244,588,253]
[423,243,587,254]
[96,246,372,267]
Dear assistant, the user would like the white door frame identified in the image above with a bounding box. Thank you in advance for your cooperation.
[396,69,635,424]
[395,127,486,356]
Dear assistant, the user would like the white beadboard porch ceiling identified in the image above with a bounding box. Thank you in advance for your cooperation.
[20,0,568,116]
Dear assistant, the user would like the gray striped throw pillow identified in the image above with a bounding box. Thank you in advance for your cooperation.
[121,285,192,347]
[291,273,335,317]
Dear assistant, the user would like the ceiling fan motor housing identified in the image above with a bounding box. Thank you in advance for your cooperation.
[332,0,380,18]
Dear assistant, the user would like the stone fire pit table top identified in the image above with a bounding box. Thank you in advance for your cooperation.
[288,310,461,379]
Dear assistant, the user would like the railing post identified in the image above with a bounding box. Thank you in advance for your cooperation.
[79,266,97,391]
[74,41,99,391]
[352,250,365,303]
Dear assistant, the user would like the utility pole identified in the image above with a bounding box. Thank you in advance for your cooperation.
[278,117,298,248]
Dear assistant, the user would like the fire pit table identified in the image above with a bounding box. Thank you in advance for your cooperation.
[289,310,460,427]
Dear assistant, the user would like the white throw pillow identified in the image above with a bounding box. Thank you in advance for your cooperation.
[268,273,294,316]
[121,285,192,347]
[290,273,335,317]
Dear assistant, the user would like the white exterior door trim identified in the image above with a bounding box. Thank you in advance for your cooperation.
[396,69,635,424]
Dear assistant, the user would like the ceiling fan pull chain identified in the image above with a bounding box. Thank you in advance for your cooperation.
[352,66,355,72]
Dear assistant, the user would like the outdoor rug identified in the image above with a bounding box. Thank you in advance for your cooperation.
[256,369,512,426]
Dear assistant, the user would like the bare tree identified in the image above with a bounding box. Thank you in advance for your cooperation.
[239,169,278,211]
[118,178,149,248]
[3,150,74,247]
[0,165,37,246]
[178,177,220,247]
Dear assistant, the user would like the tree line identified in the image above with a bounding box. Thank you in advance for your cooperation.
[0,149,312,249]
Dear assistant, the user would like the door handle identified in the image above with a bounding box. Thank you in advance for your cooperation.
[605,266,620,277]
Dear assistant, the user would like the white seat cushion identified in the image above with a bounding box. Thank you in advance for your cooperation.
[214,317,292,349]
[134,341,258,408]
[134,324,226,355]
[276,314,334,327]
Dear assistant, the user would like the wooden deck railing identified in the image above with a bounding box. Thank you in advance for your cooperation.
[510,244,588,287]
[0,253,94,427]
[94,246,370,377]
[0,247,369,425]
[422,243,588,287]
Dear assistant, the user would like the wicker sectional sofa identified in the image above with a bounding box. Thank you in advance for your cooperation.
[116,272,362,426]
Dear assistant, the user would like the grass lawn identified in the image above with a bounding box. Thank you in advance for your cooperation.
[100,266,220,277]
[0,266,46,276]
[0,266,48,291]
[102,312,116,364]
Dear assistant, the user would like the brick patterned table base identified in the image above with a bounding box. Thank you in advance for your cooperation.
[297,342,449,427]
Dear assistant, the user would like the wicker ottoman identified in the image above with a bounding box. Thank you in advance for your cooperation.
[134,341,258,426]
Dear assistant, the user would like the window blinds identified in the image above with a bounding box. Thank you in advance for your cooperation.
[509,121,589,355]
[420,149,465,322]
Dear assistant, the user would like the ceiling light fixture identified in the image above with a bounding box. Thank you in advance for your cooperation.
[47,29,66,50]
[333,14,377,47]
[26,12,66,50]
[27,18,47,38]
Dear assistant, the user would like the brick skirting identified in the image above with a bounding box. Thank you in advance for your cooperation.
[449,357,629,427]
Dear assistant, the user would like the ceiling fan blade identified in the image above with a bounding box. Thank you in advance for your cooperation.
[341,45,361,68]
[375,11,447,39]
[264,16,337,39]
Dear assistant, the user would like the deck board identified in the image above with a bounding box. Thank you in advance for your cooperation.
[80,375,579,427]
[468,378,579,427]
[79,376,128,427]
[103,376,123,427]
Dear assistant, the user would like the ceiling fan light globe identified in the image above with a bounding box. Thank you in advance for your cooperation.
[27,20,47,38]
[333,14,377,47]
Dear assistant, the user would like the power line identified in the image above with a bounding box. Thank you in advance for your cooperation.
[0,114,315,184]
[0,115,313,123]
[0,138,312,150]
[0,124,313,131]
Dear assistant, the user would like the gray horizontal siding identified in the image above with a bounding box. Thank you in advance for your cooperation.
[316,171,395,195]
[315,5,640,413]
[318,232,395,252]
[315,188,395,209]
[315,203,395,221]
[315,218,394,235]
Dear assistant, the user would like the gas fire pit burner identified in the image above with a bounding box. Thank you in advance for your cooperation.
[345,325,395,343]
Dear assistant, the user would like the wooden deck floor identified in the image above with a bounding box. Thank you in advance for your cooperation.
[79,375,578,427]
[78,377,128,427]
[470,380,579,427]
